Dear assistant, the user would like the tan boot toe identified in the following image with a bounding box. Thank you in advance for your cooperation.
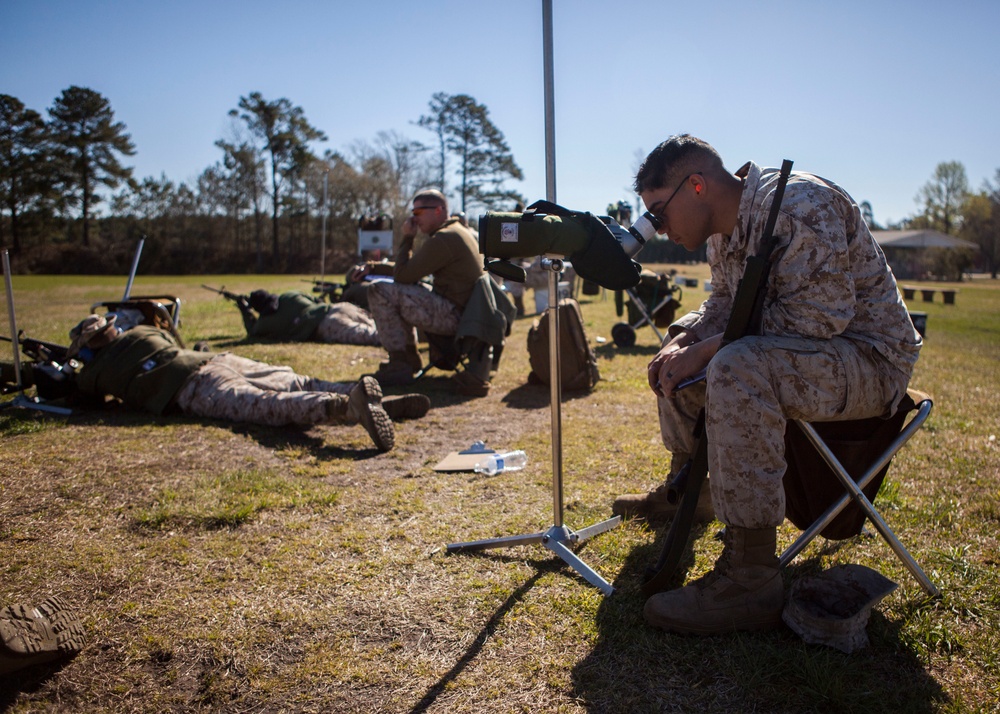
[644,527,784,635]
[612,478,715,522]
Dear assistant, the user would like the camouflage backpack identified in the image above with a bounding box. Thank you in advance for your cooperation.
[526,298,600,392]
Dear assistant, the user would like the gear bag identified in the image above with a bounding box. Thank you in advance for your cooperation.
[526,298,600,392]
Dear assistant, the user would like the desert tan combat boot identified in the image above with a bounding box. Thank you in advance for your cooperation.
[381,393,431,421]
[377,344,422,371]
[375,347,422,387]
[0,595,86,675]
[643,526,785,635]
[612,476,715,522]
[326,376,395,452]
[612,453,715,522]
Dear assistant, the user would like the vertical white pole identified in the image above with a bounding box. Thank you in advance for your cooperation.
[320,171,329,283]
[123,237,145,300]
[3,250,20,388]
[542,0,556,204]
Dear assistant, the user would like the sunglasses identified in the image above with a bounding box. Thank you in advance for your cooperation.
[648,172,702,228]
[411,205,439,216]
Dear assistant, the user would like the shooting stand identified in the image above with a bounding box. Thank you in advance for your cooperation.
[1,249,72,416]
[446,258,621,595]
[445,0,619,595]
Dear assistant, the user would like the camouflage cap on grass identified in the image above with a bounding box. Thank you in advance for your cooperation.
[67,314,118,357]
[782,564,898,654]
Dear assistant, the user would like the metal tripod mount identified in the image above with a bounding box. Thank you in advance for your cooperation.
[446,257,621,595]
[1,249,72,415]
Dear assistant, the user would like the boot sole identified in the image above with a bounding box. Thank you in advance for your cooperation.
[382,394,431,421]
[351,376,395,452]
[0,596,86,675]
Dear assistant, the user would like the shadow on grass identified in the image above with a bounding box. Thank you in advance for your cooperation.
[0,405,63,436]
[0,655,78,710]
[395,374,493,408]
[229,421,385,460]
[410,536,661,714]
[594,342,661,360]
[57,404,389,462]
[402,527,675,712]
[408,565,548,714]
[501,382,594,410]
[206,336,247,349]
[571,525,949,713]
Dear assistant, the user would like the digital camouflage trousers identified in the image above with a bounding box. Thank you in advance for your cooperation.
[367,281,462,353]
[314,302,380,346]
[656,335,910,529]
[174,353,352,427]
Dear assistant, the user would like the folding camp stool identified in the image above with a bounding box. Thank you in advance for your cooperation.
[610,275,682,348]
[779,389,939,597]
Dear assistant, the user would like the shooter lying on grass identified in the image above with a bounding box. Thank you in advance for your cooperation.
[62,314,429,452]
[206,286,380,346]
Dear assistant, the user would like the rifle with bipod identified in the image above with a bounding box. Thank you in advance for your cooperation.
[0,332,76,400]
[0,332,70,365]
[302,278,342,302]
[202,284,262,336]
[641,159,793,596]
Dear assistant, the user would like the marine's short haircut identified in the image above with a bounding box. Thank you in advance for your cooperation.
[634,134,725,194]
[411,188,449,212]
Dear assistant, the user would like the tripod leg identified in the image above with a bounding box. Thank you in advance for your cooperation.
[446,530,546,553]
[546,538,615,596]
[570,515,622,544]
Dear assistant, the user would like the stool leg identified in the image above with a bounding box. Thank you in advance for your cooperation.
[781,411,939,597]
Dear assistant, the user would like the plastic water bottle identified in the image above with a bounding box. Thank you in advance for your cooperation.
[473,450,528,476]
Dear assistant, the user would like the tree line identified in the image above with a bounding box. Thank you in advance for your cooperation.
[0,87,524,274]
[2,87,998,278]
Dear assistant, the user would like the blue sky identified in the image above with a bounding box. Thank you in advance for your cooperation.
[3,0,998,227]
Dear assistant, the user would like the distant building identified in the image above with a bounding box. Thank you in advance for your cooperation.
[873,230,979,280]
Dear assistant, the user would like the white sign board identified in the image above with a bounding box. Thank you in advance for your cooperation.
[358,230,393,255]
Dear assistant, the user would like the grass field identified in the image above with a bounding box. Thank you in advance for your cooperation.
[1,267,998,713]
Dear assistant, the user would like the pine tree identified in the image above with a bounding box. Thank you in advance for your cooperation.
[47,86,135,246]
